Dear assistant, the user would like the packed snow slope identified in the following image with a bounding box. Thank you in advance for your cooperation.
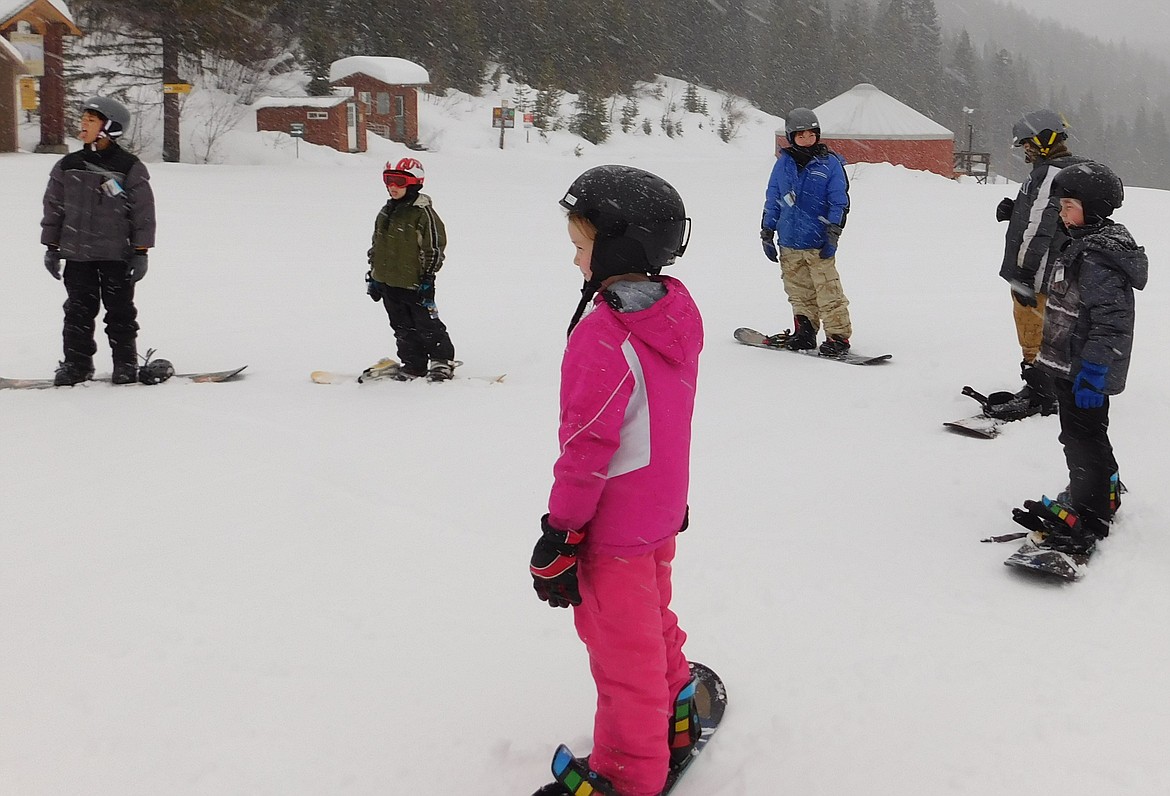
[3,81,1170,795]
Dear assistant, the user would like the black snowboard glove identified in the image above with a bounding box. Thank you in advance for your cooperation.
[996,197,1015,222]
[760,228,778,263]
[1010,280,1037,308]
[44,248,62,280]
[128,250,148,282]
[530,514,584,608]
[366,270,381,302]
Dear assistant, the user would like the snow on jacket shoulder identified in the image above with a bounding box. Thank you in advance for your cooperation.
[1036,221,1147,393]
[761,149,848,250]
[548,276,703,557]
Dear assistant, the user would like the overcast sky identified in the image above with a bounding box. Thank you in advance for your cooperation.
[996,0,1170,50]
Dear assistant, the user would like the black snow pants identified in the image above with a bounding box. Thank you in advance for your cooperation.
[378,284,454,374]
[62,260,139,366]
[1055,377,1118,531]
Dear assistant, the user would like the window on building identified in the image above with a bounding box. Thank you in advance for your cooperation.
[377,93,390,115]
[359,91,371,110]
[395,96,404,118]
[307,111,329,120]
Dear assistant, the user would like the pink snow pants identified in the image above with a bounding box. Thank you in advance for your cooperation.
[573,538,691,796]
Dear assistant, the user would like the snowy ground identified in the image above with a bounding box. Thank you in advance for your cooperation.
[3,80,1170,795]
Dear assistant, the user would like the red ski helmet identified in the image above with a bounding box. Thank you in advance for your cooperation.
[383,157,425,188]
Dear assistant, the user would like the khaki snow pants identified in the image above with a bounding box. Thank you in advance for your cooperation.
[779,247,852,339]
[1012,290,1047,364]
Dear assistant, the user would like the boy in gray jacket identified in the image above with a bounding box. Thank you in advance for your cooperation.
[1015,161,1147,554]
[41,96,155,385]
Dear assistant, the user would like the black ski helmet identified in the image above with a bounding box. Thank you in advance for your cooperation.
[559,164,690,277]
[785,108,821,145]
[1011,109,1067,151]
[81,96,131,139]
[1051,161,1124,222]
[138,357,175,385]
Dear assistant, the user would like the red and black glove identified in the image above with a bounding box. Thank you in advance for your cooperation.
[530,514,585,608]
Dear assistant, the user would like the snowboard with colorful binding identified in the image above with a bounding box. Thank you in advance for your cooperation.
[733,327,891,365]
[532,661,726,796]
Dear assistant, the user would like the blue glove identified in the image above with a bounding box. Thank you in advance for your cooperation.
[366,270,381,302]
[1073,361,1108,409]
[417,273,436,302]
[760,228,778,262]
[127,250,148,282]
[44,248,62,280]
[818,243,837,259]
[530,514,584,608]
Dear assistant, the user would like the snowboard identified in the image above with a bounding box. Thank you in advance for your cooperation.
[1003,538,1090,581]
[0,366,247,390]
[532,662,726,796]
[944,386,1050,439]
[733,327,892,365]
[310,357,505,385]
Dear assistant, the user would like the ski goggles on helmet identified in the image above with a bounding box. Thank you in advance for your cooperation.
[383,171,420,189]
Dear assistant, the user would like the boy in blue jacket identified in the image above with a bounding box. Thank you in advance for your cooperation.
[760,108,852,356]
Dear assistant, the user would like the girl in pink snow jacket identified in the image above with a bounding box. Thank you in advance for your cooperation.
[530,166,704,796]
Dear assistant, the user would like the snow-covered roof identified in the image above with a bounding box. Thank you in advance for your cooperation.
[813,83,953,140]
[252,96,350,110]
[0,33,26,68]
[0,0,76,28]
[329,56,429,86]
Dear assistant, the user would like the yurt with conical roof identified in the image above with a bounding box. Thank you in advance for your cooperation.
[803,83,955,178]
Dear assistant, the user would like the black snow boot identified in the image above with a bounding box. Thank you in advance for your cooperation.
[112,345,138,385]
[783,315,817,351]
[819,335,851,357]
[54,358,94,386]
[1020,360,1058,416]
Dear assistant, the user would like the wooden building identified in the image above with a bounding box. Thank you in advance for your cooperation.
[0,0,83,153]
[0,32,25,151]
[254,95,366,153]
[329,56,429,145]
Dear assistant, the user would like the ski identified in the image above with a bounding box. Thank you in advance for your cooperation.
[311,357,504,385]
[0,366,247,390]
[733,327,891,365]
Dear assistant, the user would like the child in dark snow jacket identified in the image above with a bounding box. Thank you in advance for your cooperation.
[366,157,455,381]
[529,165,702,796]
[41,95,155,386]
[1019,161,1147,553]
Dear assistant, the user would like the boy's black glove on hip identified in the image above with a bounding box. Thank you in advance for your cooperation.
[530,514,584,608]
[128,251,148,282]
[366,270,381,302]
[760,228,778,262]
[996,197,1015,222]
[44,248,62,280]
[417,273,436,302]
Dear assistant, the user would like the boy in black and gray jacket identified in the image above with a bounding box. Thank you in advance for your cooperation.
[1015,161,1147,554]
[41,96,156,386]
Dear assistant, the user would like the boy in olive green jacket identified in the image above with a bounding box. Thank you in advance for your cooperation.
[366,157,455,381]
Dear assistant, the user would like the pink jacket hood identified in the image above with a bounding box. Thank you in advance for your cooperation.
[548,276,703,557]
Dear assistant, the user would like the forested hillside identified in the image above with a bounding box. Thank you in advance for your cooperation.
[61,0,1170,187]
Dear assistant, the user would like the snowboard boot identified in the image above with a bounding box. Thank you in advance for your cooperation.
[426,360,455,382]
[668,676,702,770]
[982,390,1036,421]
[53,358,94,386]
[1020,360,1058,416]
[1055,472,1125,536]
[1014,496,1099,554]
[818,335,851,357]
[783,315,817,351]
[389,363,428,381]
[112,360,138,385]
[532,745,618,796]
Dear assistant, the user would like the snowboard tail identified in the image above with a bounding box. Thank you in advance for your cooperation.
[733,327,891,365]
[1003,539,1089,581]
